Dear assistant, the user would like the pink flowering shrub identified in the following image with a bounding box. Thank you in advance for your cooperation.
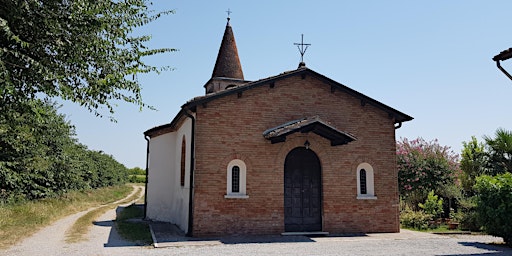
[397,138,460,196]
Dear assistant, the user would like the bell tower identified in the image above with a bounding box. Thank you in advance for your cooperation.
[204,13,247,94]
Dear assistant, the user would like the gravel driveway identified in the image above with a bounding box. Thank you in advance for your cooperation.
[144,231,511,256]
[2,185,511,256]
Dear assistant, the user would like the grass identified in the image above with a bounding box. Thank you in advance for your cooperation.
[115,203,153,245]
[0,185,132,249]
[402,224,471,233]
[65,186,144,243]
[65,204,113,243]
[403,225,449,233]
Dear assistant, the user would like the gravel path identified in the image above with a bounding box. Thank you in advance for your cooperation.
[2,187,511,256]
[2,185,147,256]
[144,231,512,256]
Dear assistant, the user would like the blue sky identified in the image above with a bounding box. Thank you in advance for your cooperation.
[60,1,512,168]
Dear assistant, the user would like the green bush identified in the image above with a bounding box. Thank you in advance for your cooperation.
[418,190,444,218]
[400,208,432,230]
[128,175,146,183]
[474,173,512,244]
[459,211,480,231]
[128,167,146,176]
[455,195,481,231]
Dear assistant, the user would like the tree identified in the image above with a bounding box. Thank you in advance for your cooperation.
[128,167,146,175]
[0,99,128,203]
[483,128,512,175]
[397,138,460,198]
[0,99,79,200]
[458,130,512,232]
[0,0,175,118]
[460,136,488,194]
[474,173,512,244]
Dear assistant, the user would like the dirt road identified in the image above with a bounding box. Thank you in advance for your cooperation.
[2,185,147,256]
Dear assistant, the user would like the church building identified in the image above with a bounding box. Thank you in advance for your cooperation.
[143,17,413,237]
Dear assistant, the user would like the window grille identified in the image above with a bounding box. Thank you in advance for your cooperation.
[232,166,240,193]
[360,169,367,194]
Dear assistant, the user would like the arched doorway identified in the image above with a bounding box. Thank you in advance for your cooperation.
[284,147,322,232]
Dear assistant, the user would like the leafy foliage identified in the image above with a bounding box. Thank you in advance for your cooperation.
[128,167,146,176]
[397,138,460,197]
[0,0,170,204]
[474,173,512,244]
[127,167,145,183]
[400,207,432,230]
[400,130,512,237]
[418,190,444,218]
[483,128,512,175]
[128,175,146,183]
[460,136,488,194]
[459,129,512,233]
[459,209,480,231]
[0,0,175,119]
[0,100,127,203]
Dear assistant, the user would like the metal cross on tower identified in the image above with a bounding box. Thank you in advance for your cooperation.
[294,34,311,63]
[226,8,232,21]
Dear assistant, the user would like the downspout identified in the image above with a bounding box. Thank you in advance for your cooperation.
[394,122,402,130]
[184,109,196,237]
[144,135,150,219]
[495,60,512,81]
[493,48,512,81]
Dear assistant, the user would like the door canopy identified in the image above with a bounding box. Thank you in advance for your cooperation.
[263,116,356,146]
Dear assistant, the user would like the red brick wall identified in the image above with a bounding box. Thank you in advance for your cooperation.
[191,73,400,236]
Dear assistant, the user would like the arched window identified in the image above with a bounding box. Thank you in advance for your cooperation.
[357,163,377,199]
[225,159,249,199]
[180,136,186,187]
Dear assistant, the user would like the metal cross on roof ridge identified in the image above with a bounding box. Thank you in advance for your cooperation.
[226,8,232,19]
[294,34,311,63]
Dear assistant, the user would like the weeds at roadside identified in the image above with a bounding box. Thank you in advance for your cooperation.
[65,186,144,243]
[115,204,152,245]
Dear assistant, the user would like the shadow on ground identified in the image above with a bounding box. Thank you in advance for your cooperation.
[92,205,144,247]
[435,242,512,256]
[149,221,375,246]
[95,204,373,247]
[215,233,369,244]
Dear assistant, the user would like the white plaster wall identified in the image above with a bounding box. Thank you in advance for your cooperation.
[146,117,193,233]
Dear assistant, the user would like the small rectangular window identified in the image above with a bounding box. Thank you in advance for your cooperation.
[232,166,240,193]
[360,169,367,195]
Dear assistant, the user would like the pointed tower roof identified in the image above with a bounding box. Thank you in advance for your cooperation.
[211,17,244,80]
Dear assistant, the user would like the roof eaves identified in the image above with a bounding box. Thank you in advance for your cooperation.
[304,69,413,123]
[185,67,413,123]
[202,77,252,89]
[144,109,187,137]
[184,68,306,109]
[493,48,512,61]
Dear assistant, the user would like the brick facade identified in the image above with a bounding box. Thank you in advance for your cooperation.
[190,72,403,236]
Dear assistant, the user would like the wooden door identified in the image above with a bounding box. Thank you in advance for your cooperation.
[284,147,322,232]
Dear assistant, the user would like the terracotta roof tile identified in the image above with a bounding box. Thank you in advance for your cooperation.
[211,20,244,79]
